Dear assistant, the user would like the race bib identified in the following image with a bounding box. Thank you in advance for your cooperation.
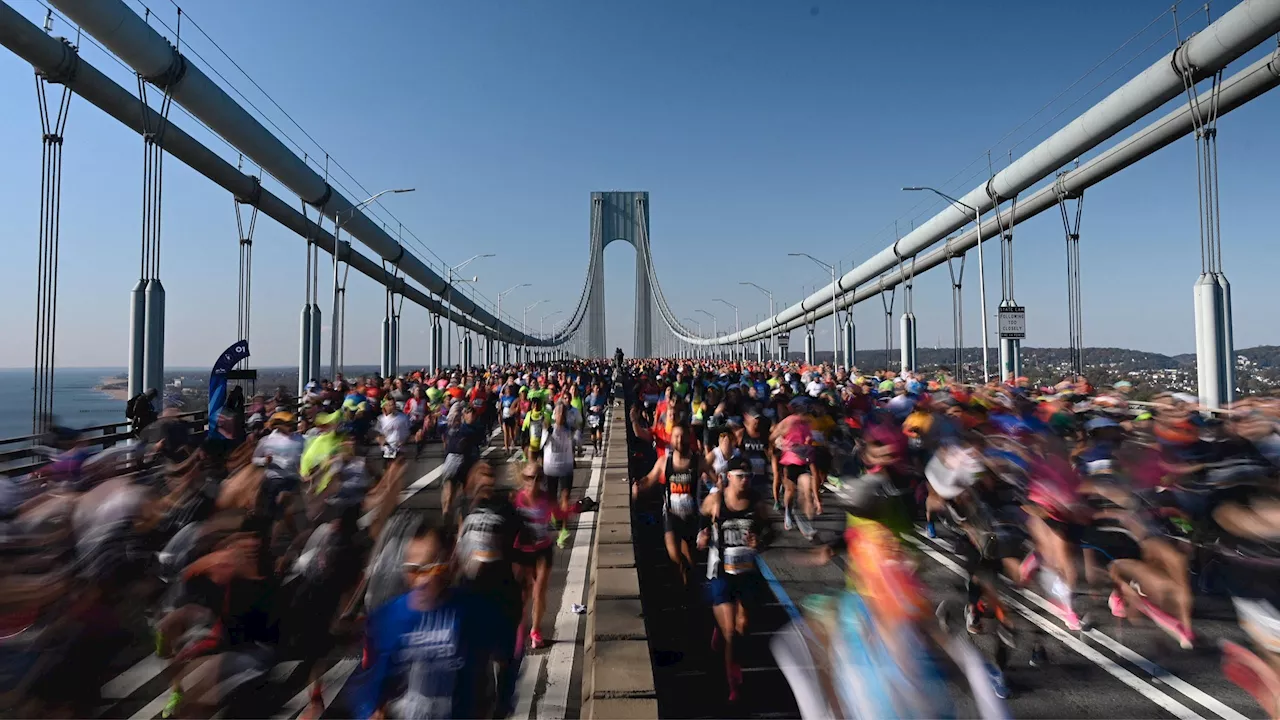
[749,457,768,476]
[502,405,514,418]
[669,481,697,517]
[723,545,757,575]
[589,415,601,428]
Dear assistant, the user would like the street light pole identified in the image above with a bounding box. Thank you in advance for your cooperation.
[789,252,840,369]
[330,188,414,378]
[541,310,562,338]
[498,283,530,365]
[523,299,546,362]
[741,282,775,361]
[682,317,701,359]
[695,309,717,359]
[713,298,740,361]
[445,253,494,369]
[903,187,990,382]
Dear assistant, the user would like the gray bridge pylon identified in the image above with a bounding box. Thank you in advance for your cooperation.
[586,191,655,358]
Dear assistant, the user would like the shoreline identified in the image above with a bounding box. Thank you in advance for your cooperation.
[95,376,129,402]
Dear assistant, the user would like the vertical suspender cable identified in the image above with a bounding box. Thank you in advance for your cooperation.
[1056,169,1085,376]
[234,156,258,368]
[32,23,74,433]
[946,245,967,381]
[1178,4,1233,406]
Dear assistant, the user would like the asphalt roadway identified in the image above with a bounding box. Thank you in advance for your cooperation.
[88,422,611,720]
[632,441,1267,719]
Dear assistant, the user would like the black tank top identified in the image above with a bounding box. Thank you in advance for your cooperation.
[664,451,698,518]
[740,432,769,477]
[715,489,758,575]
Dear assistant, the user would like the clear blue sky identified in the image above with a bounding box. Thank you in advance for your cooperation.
[1,0,1278,368]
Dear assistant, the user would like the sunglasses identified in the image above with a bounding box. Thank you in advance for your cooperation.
[402,562,448,577]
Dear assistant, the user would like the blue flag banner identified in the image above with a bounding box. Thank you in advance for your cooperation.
[208,340,250,438]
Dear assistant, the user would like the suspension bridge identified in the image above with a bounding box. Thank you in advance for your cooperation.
[4,1,1280,718]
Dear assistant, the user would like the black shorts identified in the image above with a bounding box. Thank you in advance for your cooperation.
[514,545,554,568]
[783,464,808,483]
[1079,524,1143,563]
[663,507,700,541]
[547,473,573,497]
[1042,516,1086,544]
[502,415,518,428]
[706,571,762,607]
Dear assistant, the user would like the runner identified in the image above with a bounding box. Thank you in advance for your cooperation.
[633,424,703,587]
[699,456,765,702]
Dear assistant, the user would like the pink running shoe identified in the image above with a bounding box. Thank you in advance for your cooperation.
[1138,599,1194,649]
[530,628,546,650]
[1018,552,1041,585]
[1108,590,1127,619]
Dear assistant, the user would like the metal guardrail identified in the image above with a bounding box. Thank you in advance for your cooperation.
[0,410,208,476]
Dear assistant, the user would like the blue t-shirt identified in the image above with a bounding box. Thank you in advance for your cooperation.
[351,590,502,719]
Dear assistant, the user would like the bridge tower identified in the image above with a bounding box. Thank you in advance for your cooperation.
[586,192,655,358]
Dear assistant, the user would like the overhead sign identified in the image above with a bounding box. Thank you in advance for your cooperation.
[998,306,1026,339]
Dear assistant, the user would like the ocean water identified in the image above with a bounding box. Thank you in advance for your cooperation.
[0,368,127,439]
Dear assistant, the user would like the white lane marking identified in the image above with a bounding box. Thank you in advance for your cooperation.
[102,654,168,699]
[399,426,503,498]
[904,534,1204,720]
[913,529,1248,720]
[129,689,173,720]
[273,657,359,720]
[538,412,609,720]
[513,654,547,720]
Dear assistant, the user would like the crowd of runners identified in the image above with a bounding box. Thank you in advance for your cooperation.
[6,349,1280,718]
[622,358,1280,718]
[0,360,612,719]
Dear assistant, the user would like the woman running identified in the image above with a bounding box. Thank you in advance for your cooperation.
[500,383,520,454]
[772,406,818,535]
[513,462,558,650]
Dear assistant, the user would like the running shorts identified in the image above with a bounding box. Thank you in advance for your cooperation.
[706,572,761,607]
[547,473,573,497]
[783,464,808,483]
[1079,524,1142,563]
[663,506,700,541]
[514,545,554,568]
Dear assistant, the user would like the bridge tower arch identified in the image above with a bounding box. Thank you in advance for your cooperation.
[586,191,655,358]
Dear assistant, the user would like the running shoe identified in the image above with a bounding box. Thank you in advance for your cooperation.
[965,603,982,634]
[783,506,793,531]
[1138,599,1194,649]
[936,600,954,634]
[530,628,546,650]
[773,498,782,512]
[1018,552,1040,585]
[727,662,743,702]
[987,664,1010,700]
[1030,645,1048,668]
[925,521,937,539]
[997,623,1016,649]
[1108,590,1127,618]
[161,690,183,719]
[557,526,571,549]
